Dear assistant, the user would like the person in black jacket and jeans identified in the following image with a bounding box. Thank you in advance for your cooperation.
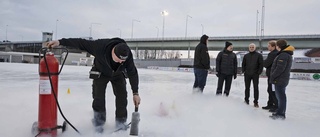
[242,43,263,107]
[193,35,210,93]
[269,39,295,120]
[262,40,279,111]
[215,41,237,96]
[46,38,141,133]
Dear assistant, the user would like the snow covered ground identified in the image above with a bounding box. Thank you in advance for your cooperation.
[0,62,319,137]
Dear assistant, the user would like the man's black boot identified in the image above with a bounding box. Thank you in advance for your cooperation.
[115,117,129,130]
[92,111,106,133]
[262,105,273,110]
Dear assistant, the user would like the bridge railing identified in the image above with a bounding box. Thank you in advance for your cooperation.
[124,34,320,42]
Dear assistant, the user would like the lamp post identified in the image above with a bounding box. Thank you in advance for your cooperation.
[161,10,169,43]
[19,35,23,41]
[5,25,8,41]
[131,19,140,38]
[201,24,204,35]
[155,26,159,39]
[55,19,59,40]
[185,15,192,59]
[185,15,192,38]
[90,23,101,39]
[259,0,265,53]
[118,29,122,37]
[256,10,259,36]
[160,10,169,59]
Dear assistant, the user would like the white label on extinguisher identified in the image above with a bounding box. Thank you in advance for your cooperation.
[39,77,51,94]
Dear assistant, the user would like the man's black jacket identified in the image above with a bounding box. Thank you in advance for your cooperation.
[270,45,295,86]
[59,38,139,93]
[193,43,210,69]
[216,49,237,75]
[242,51,263,75]
[264,49,278,77]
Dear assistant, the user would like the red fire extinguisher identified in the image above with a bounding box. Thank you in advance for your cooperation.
[32,48,68,137]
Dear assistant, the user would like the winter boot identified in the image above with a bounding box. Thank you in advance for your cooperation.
[115,117,129,131]
[269,108,277,113]
[192,88,201,94]
[216,90,222,96]
[92,111,106,133]
[262,105,273,110]
[244,100,249,105]
[269,113,286,120]
[254,103,259,108]
[223,91,229,97]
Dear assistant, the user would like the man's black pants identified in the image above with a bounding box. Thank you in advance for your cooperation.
[216,73,233,95]
[244,74,259,103]
[91,72,127,126]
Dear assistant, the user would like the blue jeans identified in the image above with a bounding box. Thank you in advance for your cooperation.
[193,68,208,92]
[275,84,287,115]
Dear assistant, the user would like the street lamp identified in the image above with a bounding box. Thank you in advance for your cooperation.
[256,10,259,36]
[161,10,168,42]
[185,15,192,38]
[161,10,169,59]
[90,22,101,39]
[55,19,59,40]
[5,25,8,41]
[19,35,23,41]
[185,15,192,59]
[131,19,140,38]
[201,24,204,35]
[155,26,159,39]
[118,29,122,37]
[259,0,265,53]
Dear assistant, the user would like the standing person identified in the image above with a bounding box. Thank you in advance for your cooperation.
[193,34,210,93]
[269,40,295,120]
[242,43,263,107]
[46,37,141,133]
[262,40,279,111]
[215,41,238,96]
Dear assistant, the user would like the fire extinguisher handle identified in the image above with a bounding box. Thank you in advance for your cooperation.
[39,47,69,75]
[135,107,139,112]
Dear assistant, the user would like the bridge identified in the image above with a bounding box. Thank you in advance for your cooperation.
[0,34,319,53]
[125,34,320,51]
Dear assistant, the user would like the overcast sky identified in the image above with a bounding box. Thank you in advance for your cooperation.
[1,0,319,41]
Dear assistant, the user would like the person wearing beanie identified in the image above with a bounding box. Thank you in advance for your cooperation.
[193,34,210,93]
[215,41,237,96]
[269,39,295,120]
[225,41,232,49]
[262,40,279,112]
[46,37,140,133]
[242,43,263,107]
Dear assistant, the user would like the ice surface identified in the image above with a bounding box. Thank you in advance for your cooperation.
[0,63,319,137]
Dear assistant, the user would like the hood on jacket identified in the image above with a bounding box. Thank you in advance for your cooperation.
[281,45,295,55]
[200,35,209,45]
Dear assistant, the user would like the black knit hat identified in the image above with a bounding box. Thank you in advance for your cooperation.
[225,41,232,49]
[114,43,130,60]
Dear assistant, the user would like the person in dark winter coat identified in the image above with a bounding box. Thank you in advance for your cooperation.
[215,41,237,96]
[242,43,263,107]
[262,40,279,111]
[46,38,141,133]
[269,39,295,120]
[193,34,210,93]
